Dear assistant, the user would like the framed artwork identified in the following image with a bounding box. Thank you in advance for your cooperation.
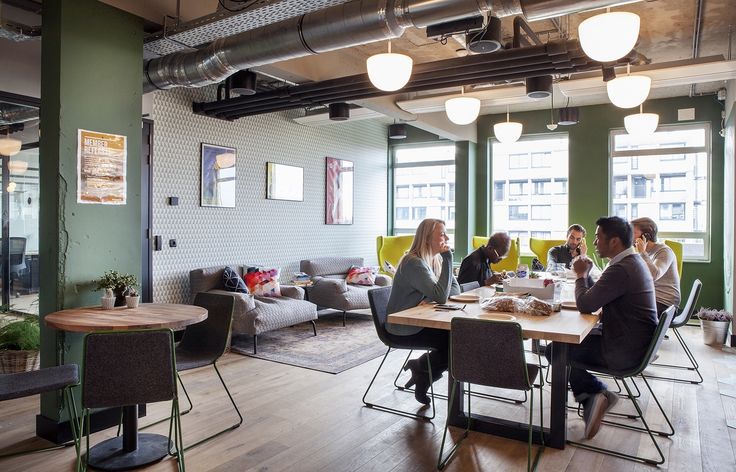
[266,162,304,201]
[200,143,236,207]
[325,157,354,225]
[77,129,127,204]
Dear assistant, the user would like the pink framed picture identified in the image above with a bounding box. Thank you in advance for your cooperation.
[325,157,354,225]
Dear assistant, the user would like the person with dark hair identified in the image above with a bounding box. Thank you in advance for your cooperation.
[631,217,681,314]
[547,224,587,270]
[546,216,657,440]
[457,232,512,287]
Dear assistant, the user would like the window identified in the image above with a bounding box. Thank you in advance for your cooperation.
[510,231,529,242]
[531,231,551,239]
[492,135,569,254]
[613,176,628,198]
[392,143,456,244]
[660,203,685,220]
[509,205,529,220]
[610,123,710,261]
[531,205,551,220]
[631,156,639,169]
[613,204,627,219]
[494,181,505,201]
[532,179,551,195]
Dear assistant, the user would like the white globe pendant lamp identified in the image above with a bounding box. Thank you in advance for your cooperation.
[445,88,480,125]
[493,106,523,144]
[606,64,651,108]
[0,129,21,157]
[578,10,640,62]
[366,41,413,92]
[7,159,28,174]
[625,104,659,136]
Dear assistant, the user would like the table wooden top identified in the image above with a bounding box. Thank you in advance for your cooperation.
[387,286,599,344]
[44,303,207,333]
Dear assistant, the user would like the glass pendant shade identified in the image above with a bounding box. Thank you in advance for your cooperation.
[625,107,659,136]
[7,159,28,174]
[445,96,481,125]
[366,46,413,92]
[6,182,16,192]
[607,74,651,108]
[578,11,640,62]
[0,137,22,156]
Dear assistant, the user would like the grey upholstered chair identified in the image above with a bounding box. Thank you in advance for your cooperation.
[0,364,80,458]
[362,286,439,420]
[567,306,677,465]
[78,330,184,472]
[458,281,480,292]
[647,279,703,383]
[300,257,391,326]
[438,318,544,471]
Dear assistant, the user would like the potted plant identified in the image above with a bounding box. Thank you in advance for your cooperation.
[101,288,115,310]
[0,315,40,373]
[696,308,732,346]
[95,270,137,307]
[125,286,140,308]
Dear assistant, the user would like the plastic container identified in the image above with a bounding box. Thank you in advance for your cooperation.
[516,263,529,279]
[503,278,559,300]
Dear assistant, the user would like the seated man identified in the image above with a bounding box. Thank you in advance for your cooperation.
[547,216,657,439]
[457,232,511,287]
[547,224,587,270]
[631,217,681,315]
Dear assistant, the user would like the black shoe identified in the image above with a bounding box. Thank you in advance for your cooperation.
[403,359,420,389]
[404,359,431,405]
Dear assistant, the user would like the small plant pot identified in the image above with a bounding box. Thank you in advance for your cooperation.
[126,296,140,309]
[0,349,40,373]
[101,297,115,310]
[700,319,730,346]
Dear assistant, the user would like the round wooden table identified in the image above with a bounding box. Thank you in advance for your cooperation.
[45,303,207,471]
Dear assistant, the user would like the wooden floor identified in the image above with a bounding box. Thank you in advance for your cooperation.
[1,325,735,471]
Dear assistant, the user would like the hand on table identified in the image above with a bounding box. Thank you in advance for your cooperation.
[484,273,504,286]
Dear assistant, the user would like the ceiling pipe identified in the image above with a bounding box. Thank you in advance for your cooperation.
[144,0,640,92]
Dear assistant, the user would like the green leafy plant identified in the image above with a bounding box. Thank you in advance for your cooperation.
[0,316,40,351]
[696,308,733,322]
[95,270,138,294]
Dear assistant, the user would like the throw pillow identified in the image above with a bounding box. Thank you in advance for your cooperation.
[223,266,249,294]
[244,268,281,297]
[346,266,376,286]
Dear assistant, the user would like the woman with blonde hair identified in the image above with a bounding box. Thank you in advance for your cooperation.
[386,218,460,404]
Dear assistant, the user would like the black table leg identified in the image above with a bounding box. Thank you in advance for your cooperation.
[549,341,569,449]
[86,405,171,471]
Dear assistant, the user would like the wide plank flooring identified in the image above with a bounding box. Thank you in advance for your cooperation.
[1,325,735,471]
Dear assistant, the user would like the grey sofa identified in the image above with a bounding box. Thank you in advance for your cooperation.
[299,257,391,326]
[189,265,318,353]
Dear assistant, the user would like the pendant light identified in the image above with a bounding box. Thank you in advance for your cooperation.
[606,64,651,108]
[578,9,640,62]
[366,41,413,92]
[546,91,558,131]
[6,181,16,192]
[624,104,659,136]
[7,159,28,174]
[0,129,21,157]
[445,87,481,125]
[493,106,523,144]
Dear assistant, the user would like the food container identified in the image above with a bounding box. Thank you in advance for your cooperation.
[502,277,560,301]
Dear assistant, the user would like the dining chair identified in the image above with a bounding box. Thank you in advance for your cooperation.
[363,286,439,420]
[78,330,184,472]
[472,236,520,272]
[529,238,566,269]
[566,305,677,465]
[437,318,544,471]
[0,364,80,458]
[458,281,480,292]
[645,279,703,384]
[663,239,683,277]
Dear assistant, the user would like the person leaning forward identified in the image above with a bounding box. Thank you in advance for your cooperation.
[457,232,512,287]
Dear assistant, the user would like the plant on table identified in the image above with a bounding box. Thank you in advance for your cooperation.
[0,314,40,373]
[95,270,138,307]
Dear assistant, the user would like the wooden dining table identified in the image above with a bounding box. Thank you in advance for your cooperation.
[45,303,207,471]
[387,285,599,450]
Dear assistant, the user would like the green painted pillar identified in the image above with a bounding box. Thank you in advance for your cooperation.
[454,141,475,258]
[39,0,142,437]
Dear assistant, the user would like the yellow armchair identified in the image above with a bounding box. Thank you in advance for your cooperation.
[376,235,414,276]
[663,239,683,277]
[529,238,566,268]
[472,236,520,272]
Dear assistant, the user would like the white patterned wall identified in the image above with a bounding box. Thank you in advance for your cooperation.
[151,87,388,303]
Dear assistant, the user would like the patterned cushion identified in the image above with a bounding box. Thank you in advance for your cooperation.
[244,268,281,297]
[346,266,376,286]
[223,266,249,294]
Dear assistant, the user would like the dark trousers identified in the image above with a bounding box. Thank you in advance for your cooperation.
[547,328,607,400]
[387,327,449,381]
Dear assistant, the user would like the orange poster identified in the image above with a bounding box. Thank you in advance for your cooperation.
[77,129,127,204]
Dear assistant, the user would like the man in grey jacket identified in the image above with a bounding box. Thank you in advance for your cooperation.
[556,216,658,440]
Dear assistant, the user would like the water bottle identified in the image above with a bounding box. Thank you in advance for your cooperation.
[516,263,529,279]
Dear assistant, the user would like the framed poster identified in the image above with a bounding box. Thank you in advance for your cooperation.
[325,157,354,225]
[201,143,236,208]
[266,162,304,201]
[77,129,127,204]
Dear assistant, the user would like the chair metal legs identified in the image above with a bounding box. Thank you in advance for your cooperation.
[645,327,703,384]
[311,320,317,336]
[567,375,669,465]
[362,347,436,420]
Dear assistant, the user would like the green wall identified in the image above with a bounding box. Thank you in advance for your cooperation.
[39,0,142,422]
[476,96,726,310]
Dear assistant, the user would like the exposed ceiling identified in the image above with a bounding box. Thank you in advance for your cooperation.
[2,0,736,142]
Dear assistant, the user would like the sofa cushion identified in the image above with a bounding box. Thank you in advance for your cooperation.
[346,266,376,286]
[244,268,281,297]
[223,266,249,293]
[300,257,365,277]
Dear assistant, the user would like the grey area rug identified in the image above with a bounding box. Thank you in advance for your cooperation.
[230,311,387,374]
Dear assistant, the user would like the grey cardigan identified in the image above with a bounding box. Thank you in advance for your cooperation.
[386,252,460,336]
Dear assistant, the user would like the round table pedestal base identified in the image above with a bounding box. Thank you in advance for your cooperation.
[86,433,172,471]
